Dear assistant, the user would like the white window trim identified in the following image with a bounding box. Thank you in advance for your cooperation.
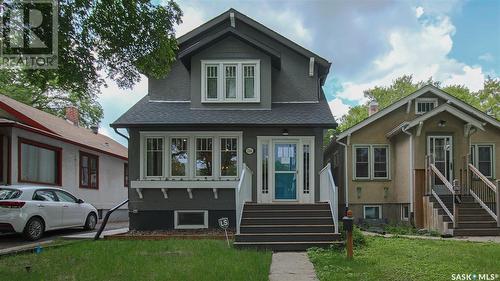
[401,205,409,221]
[372,145,390,180]
[201,60,260,103]
[219,136,240,178]
[353,145,370,180]
[363,205,382,219]
[169,136,190,179]
[353,144,390,180]
[139,132,242,180]
[194,136,215,178]
[174,210,208,229]
[142,136,166,179]
[415,98,438,115]
[470,143,496,179]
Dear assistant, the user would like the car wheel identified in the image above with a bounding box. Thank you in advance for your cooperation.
[23,217,45,241]
[84,213,97,230]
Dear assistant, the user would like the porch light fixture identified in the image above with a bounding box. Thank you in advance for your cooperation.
[384,187,389,199]
[282,129,289,136]
[438,120,446,127]
[356,186,362,199]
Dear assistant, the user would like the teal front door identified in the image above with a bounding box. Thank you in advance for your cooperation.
[274,143,297,200]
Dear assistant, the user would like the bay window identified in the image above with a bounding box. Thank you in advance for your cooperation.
[201,60,260,102]
[142,133,241,179]
[19,138,61,185]
[353,144,390,180]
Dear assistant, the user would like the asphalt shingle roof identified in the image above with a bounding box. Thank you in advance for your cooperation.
[111,96,336,128]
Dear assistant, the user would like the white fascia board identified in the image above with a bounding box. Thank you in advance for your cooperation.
[406,104,485,131]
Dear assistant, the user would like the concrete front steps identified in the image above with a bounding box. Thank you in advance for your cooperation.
[234,203,342,251]
[430,195,500,236]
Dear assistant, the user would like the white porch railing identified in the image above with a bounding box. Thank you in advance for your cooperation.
[319,163,339,234]
[468,163,499,225]
[235,163,253,234]
[426,155,456,227]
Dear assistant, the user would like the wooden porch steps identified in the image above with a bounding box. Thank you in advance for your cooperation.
[429,195,500,236]
[234,203,342,251]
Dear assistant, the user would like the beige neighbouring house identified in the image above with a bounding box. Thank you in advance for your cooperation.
[327,84,500,236]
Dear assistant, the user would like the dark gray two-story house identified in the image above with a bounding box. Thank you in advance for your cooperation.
[112,9,340,250]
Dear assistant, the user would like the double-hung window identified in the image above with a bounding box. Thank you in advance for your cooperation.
[145,137,164,177]
[373,146,389,179]
[196,138,213,177]
[353,145,390,180]
[470,144,495,178]
[80,151,99,189]
[354,146,370,179]
[171,138,188,177]
[201,60,260,102]
[220,137,238,177]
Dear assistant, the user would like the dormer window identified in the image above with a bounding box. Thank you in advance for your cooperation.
[415,98,438,114]
[201,60,260,103]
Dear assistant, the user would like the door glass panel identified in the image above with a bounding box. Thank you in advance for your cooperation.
[275,173,297,200]
[274,144,297,200]
[274,144,296,171]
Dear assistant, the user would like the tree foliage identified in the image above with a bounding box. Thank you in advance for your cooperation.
[334,75,500,135]
[0,0,182,127]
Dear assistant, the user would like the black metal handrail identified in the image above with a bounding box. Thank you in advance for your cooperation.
[94,199,129,240]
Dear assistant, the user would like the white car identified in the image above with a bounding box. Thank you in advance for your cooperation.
[0,186,98,240]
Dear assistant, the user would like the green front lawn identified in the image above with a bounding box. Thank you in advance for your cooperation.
[0,240,271,281]
[309,236,500,281]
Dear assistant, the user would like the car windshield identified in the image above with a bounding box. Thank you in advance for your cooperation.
[0,188,22,200]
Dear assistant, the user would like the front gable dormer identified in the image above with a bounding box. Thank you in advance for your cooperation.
[148,9,331,109]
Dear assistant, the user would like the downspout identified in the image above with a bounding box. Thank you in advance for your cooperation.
[402,125,414,224]
[113,127,129,142]
[336,138,349,213]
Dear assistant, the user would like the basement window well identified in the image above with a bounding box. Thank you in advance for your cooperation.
[174,210,208,229]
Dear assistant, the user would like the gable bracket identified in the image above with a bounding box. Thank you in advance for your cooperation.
[309,57,315,77]
[136,188,143,199]
[464,123,472,137]
[406,100,412,114]
[161,188,168,199]
[416,121,423,137]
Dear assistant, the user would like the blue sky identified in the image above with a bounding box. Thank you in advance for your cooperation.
[99,0,500,145]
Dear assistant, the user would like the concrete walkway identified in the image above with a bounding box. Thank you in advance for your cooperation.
[269,252,318,281]
[363,231,500,243]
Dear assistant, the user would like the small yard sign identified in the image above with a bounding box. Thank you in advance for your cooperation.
[218,217,230,247]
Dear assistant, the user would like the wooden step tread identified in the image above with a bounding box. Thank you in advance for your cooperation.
[244,209,331,212]
[237,232,337,236]
[243,217,332,219]
[234,241,341,245]
[242,224,335,227]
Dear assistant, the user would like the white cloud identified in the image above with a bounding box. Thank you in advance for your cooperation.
[328,98,351,119]
[175,5,206,37]
[337,14,488,102]
[478,52,494,62]
[415,6,424,18]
